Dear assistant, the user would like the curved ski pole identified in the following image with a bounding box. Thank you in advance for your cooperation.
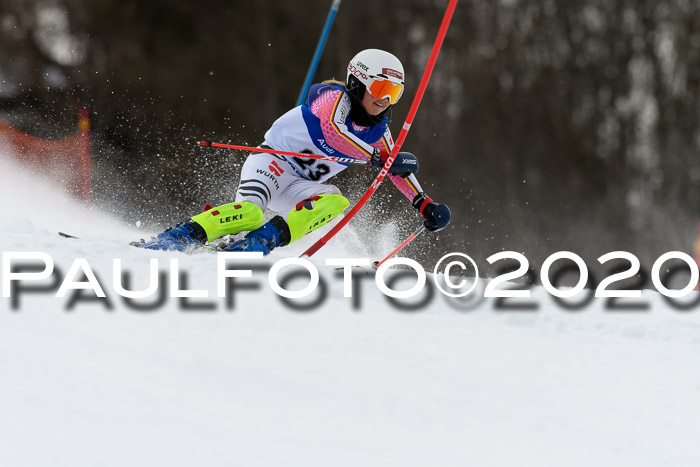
[197,140,372,166]
[301,0,459,258]
[373,224,427,269]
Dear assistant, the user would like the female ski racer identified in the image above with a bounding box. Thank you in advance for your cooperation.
[139,49,450,254]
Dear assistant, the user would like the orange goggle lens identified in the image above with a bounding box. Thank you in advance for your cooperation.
[367,79,404,105]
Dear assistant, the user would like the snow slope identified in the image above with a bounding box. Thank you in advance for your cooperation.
[2,151,700,467]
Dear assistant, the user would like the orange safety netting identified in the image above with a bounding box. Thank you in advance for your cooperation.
[0,110,91,203]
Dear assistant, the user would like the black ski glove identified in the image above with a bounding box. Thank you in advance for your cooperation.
[370,151,419,177]
[413,192,451,232]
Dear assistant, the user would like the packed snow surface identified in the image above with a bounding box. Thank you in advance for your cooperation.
[2,152,700,467]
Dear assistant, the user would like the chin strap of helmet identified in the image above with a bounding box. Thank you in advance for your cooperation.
[346,75,364,101]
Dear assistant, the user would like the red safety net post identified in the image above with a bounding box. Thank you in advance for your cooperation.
[77,108,92,204]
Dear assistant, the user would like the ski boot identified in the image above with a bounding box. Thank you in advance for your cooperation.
[222,216,291,255]
[136,221,207,252]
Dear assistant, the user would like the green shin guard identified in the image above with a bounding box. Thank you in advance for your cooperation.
[286,194,350,244]
[190,201,265,242]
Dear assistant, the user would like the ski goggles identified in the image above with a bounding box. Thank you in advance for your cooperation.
[367,78,404,105]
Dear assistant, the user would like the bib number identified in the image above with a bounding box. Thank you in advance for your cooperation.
[294,152,331,181]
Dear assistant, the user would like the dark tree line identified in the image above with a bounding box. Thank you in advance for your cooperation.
[1,0,699,267]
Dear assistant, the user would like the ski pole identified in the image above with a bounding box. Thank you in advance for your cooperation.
[296,0,342,106]
[197,140,372,166]
[301,0,459,258]
[373,224,427,269]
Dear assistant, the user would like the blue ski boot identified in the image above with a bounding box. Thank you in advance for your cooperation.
[222,216,291,255]
[137,221,208,252]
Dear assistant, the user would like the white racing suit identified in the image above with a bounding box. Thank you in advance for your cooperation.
[235,82,424,214]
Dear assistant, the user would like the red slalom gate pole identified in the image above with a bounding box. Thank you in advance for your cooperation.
[373,224,427,269]
[302,0,459,258]
[198,140,372,166]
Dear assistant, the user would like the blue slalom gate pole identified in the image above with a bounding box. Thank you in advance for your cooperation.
[295,0,342,106]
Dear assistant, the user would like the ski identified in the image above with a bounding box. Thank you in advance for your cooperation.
[129,237,227,254]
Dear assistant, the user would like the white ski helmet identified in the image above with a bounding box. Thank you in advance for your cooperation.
[346,49,405,105]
